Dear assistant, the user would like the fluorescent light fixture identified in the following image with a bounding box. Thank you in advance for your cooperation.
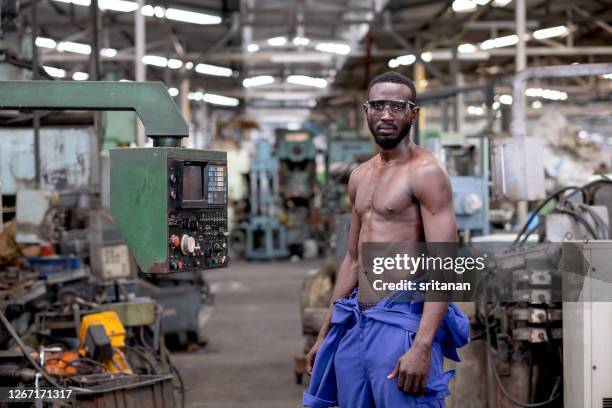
[533,25,569,40]
[247,44,260,52]
[243,75,275,88]
[72,71,89,81]
[421,52,432,62]
[188,91,203,101]
[525,87,568,101]
[203,93,240,107]
[35,37,57,49]
[267,36,287,46]
[165,8,221,24]
[493,0,512,6]
[458,43,477,53]
[388,59,399,68]
[467,106,485,116]
[52,0,91,5]
[101,48,117,58]
[492,101,500,110]
[167,58,183,69]
[57,41,91,55]
[43,66,66,78]
[99,0,138,12]
[293,37,310,46]
[141,5,154,15]
[396,54,416,66]
[452,0,477,12]
[499,94,513,105]
[195,63,233,77]
[315,42,351,55]
[168,87,179,97]
[286,75,327,88]
[142,55,167,67]
[270,53,332,64]
[185,62,194,70]
[154,6,165,17]
[532,100,542,109]
[602,73,612,80]
[480,34,518,50]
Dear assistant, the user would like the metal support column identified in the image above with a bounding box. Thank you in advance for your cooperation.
[515,0,528,228]
[135,0,146,146]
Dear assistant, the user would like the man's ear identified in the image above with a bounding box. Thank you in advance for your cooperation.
[411,107,420,124]
[363,103,368,115]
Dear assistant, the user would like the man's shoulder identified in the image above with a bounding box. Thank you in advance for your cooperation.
[349,155,377,182]
[409,147,446,177]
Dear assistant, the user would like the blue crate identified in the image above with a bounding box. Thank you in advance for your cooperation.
[26,256,81,277]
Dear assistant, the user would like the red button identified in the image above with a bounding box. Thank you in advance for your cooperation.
[178,260,183,269]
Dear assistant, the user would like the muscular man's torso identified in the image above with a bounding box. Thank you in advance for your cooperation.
[351,146,439,304]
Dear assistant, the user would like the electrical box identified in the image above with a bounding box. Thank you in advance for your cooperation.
[491,135,545,201]
[110,147,228,274]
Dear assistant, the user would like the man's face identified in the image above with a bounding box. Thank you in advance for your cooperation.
[364,82,418,150]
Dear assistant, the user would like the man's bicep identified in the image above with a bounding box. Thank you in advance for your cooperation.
[414,164,456,242]
[347,207,361,260]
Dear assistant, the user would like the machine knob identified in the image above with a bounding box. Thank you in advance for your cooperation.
[169,234,180,248]
[169,190,177,199]
[181,234,196,255]
[169,173,176,183]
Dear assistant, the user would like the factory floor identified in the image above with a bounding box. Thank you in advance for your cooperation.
[172,259,320,408]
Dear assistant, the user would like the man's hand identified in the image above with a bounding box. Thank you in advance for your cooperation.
[387,341,432,396]
[305,336,325,375]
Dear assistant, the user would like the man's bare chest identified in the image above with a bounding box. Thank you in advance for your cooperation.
[354,165,419,219]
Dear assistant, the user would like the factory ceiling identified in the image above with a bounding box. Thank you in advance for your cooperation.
[16,0,612,121]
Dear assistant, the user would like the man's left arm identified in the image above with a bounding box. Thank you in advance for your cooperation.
[387,161,456,395]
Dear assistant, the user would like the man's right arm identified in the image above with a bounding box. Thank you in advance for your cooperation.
[305,169,362,374]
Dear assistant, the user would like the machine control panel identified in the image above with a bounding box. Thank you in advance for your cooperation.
[167,159,228,271]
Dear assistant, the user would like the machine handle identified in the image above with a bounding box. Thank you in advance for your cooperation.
[0,81,188,146]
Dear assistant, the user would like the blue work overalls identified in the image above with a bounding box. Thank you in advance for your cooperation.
[303,290,470,408]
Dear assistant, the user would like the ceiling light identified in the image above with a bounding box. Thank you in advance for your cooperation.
[467,106,485,115]
[195,63,233,77]
[602,73,612,80]
[532,100,542,109]
[243,75,275,88]
[493,0,512,6]
[203,93,240,107]
[525,87,568,101]
[167,58,183,69]
[492,101,500,109]
[43,66,66,78]
[57,41,91,55]
[499,94,513,105]
[98,0,138,12]
[452,0,477,12]
[72,71,89,81]
[188,91,203,101]
[293,37,310,46]
[52,0,91,5]
[247,44,260,52]
[168,87,179,97]
[165,7,221,24]
[533,26,569,40]
[267,36,287,46]
[480,34,518,50]
[458,43,477,53]
[315,42,351,55]
[101,48,117,58]
[154,6,165,18]
[141,5,154,15]
[388,59,399,68]
[396,54,416,66]
[35,37,57,49]
[142,55,168,67]
[270,53,332,63]
[420,52,433,62]
[286,75,327,88]
[185,61,194,70]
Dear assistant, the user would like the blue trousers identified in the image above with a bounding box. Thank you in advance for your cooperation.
[304,291,469,408]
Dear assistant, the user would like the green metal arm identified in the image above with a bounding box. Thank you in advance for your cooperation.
[0,81,188,146]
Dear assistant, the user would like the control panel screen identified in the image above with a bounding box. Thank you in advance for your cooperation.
[207,165,227,205]
[183,164,204,201]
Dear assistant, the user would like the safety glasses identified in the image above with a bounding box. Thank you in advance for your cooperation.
[364,99,418,115]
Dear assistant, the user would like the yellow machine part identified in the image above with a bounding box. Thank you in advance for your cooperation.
[79,311,132,374]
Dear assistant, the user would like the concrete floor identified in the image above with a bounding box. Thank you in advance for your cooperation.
[172,259,320,408]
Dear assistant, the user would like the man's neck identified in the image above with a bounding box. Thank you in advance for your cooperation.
[378,137,413,165]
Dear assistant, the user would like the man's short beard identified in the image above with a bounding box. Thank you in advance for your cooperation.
[370,122,412,150]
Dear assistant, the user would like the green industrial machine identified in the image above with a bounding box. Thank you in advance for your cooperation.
[0,81,228,274]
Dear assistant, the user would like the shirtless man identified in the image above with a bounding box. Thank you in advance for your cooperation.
[305,71,459,407]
